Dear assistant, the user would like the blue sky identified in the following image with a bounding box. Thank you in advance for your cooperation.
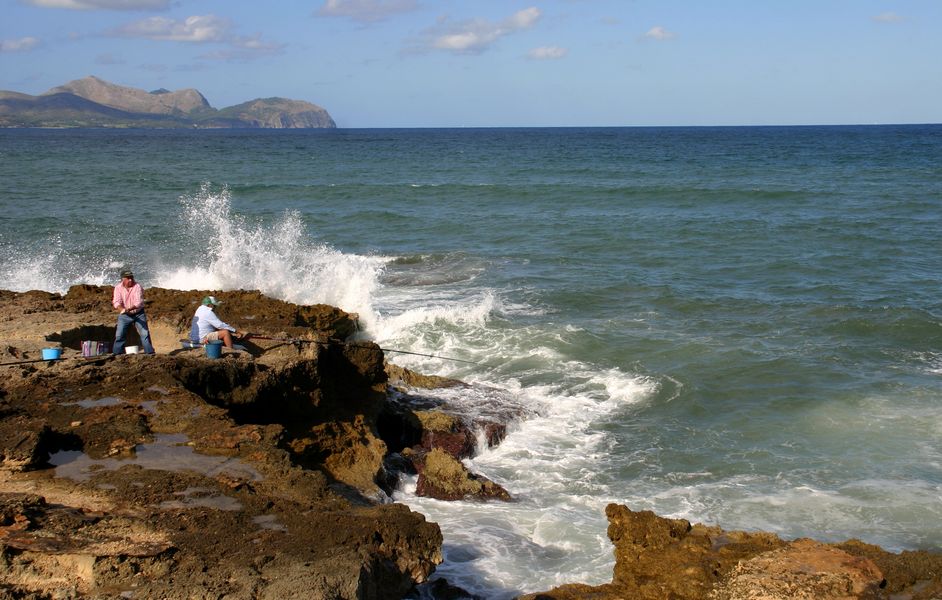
[1,0,940,127]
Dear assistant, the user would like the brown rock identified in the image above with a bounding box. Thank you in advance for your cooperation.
[477,419,508,449]
[290,416,388,497]
[386,363,465,389]
[0,416,51,471]
[710,539,884,600]
[523,505,942,600]
[415,410,477,460]
[414,448,511,502]
[0,288,442,598]
[837,539,942,599]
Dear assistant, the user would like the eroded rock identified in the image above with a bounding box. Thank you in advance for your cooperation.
[710,539,884,600]
[521,504,941,600]
[0,288,442,599]
[0,416,51,471]
[414,448,512,502]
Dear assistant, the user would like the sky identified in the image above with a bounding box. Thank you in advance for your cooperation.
[1,0,940,127]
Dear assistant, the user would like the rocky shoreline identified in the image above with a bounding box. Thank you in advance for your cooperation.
[1,286,940,599]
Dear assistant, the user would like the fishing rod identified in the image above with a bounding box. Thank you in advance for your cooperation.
[0,357,62,366]
[0,339,479,367]
[244,334,480,365]
[0,355,111,367]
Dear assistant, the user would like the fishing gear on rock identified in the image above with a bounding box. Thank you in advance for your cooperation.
[0,336,477,367]
[244,334,479,365]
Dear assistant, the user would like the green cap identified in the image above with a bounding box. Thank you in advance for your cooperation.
[202,296,221,306]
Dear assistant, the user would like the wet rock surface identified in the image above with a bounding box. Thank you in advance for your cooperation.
[520,504,942,600]
[412,448,511,503]
[0,287,441,599]
[379,367,515,502]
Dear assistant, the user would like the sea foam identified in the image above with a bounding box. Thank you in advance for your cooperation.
[0,232,119,294]
[156,184,386,329]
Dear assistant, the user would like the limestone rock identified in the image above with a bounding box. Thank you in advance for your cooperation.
[522,504,941,600]
[415,409,477,459]
[0,288,442,598]
[710,539,884,600]
[386,363,465,389]
[0,416,51,471]
[414,448,511,502]
[290,416,388,498]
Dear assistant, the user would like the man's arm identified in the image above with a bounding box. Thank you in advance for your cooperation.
[112,285,124,311]
[204,310,235,333]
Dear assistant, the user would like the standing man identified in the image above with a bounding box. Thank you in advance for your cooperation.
[112,269,155,354]
[190,296,243,349]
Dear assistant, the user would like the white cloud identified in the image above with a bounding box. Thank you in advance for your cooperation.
[872,12,903,23]
[528,45,567,60]
[111,15,232,42]
[506,6,541,29]
[643,25,675,41]
[318,0,417,23]
[428,7,542,54]
[0,36,40,52]
[108,14,283,61]
[24,0,170,9]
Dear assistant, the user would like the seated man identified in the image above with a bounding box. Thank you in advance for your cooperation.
[190,296,244,349]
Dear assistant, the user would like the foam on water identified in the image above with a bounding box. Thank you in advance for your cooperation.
[138,186,667,596]
[395,358,658,598]
[0,233,119,293]
[363,249,665,596]
[0,184,388,327]
[618,473,942,553]
[602,387,942,555]
[373,292,494,343]
[155,184,387,328]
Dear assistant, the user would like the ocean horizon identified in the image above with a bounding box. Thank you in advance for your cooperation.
[1,124,940,598]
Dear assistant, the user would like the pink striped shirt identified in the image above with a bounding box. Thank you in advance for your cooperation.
[112,282,145,312]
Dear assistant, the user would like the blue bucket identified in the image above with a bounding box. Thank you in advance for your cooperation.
[42,347,62,360]
[205,341,223,359]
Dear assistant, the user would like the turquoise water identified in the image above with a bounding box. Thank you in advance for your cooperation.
[2,126,941,597]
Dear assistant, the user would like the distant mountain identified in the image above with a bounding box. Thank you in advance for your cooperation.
[0,76,336,129]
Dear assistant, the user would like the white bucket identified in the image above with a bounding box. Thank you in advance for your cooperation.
[125,346,140,354]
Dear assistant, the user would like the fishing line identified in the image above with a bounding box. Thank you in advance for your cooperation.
[244,334,479,365]
[1,338,479,366]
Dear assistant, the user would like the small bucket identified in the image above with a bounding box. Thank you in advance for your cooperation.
[125,345,140,354]
[42,347,62,360]
[205,341,223,359]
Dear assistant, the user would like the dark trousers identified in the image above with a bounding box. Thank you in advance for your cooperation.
[113,312,155,354]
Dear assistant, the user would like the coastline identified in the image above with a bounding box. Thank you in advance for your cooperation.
[1,285,940,599]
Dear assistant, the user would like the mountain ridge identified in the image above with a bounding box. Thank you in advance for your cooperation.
[0,76,336,129]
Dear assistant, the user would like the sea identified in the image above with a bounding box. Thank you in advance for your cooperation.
[1,125,940,598]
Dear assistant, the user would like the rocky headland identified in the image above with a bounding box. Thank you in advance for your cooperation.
[0,76,336,129]
[1,286,940,599]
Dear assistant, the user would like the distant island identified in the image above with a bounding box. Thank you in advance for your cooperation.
[0,76,336,129]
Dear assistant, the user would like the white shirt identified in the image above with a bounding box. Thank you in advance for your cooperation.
[190,305,235,342]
